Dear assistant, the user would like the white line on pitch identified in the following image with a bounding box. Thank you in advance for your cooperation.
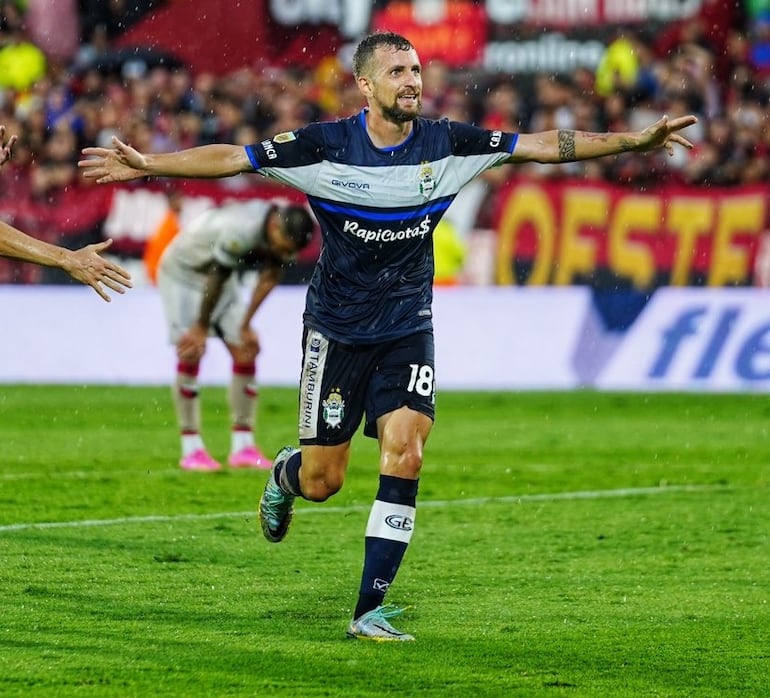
[0,484,723,533]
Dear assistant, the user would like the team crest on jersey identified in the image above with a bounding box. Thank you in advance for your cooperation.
[418,162,435,198]
[322,388,345,429]
[273,131,296,143]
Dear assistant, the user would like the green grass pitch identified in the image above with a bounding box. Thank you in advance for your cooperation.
[0,386,768,696]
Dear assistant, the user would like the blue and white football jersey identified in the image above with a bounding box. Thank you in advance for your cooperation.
[245,109,517,344]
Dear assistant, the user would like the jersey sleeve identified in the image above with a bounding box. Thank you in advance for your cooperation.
[244,123,327,194]
[447,120,518,159]
[440,120,518,190]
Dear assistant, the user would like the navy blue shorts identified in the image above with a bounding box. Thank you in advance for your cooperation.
[297,328,436,445]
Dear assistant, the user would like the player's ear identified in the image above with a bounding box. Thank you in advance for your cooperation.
[357,74,373,98]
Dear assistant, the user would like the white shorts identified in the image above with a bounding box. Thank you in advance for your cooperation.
[157,272,246,345]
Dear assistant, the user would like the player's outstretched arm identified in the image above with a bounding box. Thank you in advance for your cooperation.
[0,222,132,301]
[508,114,697,164]
[1,124,18,167]
[79,137,253,184]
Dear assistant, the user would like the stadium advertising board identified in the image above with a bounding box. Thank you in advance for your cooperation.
[596,288,770,392]
[493,181,767,290]
[0,286,592,389]
[2,284,768,392]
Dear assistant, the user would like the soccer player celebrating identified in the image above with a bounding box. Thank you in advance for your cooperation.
[156,199,315,471]
[79,32,696,640]
[1,124,131,301]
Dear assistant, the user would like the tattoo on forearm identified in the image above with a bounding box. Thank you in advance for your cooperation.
[559,131,637,161]
[558,130,576,162]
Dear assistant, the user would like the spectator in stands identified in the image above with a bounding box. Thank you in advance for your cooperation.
[480,79,522,132]
[29,120,78,197]
[0,123,131,300]
[0,3,46,92]
[25,0,79,64]
[594,30,642,99]
[748,16,770,76]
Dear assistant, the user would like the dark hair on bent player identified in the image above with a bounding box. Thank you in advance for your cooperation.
[279,205,315,250]
[352,31,414,78]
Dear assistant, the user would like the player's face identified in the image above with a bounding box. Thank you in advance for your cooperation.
[366,46,422,123]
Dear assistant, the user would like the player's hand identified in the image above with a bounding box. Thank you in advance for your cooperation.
[63,238,133,302]
[240,326,260,355]
[0,124,18,167]
[636,115,698,156]
[227,327,260,365]
[78,136,148,183]
[177,325,208,363]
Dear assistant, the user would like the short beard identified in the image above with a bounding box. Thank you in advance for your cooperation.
[381,98,422,124]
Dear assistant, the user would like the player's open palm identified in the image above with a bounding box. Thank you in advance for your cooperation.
[79,137,148,183]
[65,239,133,301]
[637,115,697,156]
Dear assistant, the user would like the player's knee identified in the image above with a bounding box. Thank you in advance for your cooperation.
[300,462,346,502]
[302,474,343,502]
[398,447,423,478]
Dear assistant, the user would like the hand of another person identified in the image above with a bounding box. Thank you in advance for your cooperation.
[62,238,133,302]
[0,124,18,167]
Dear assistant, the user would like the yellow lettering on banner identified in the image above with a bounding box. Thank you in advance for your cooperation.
[667,197,714,286]
[555,188,607,285]
[708,195,765,286]
[496,185,555,285]
[608,195,661,289]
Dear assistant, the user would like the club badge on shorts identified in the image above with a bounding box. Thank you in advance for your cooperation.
[322,388,345,428]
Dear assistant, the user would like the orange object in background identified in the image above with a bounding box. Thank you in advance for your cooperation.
[143,189,183,284]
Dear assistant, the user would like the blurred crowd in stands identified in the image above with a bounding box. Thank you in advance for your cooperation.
[1,0,770,285]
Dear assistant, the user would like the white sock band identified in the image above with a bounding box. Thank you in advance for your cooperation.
[365,500,416,544]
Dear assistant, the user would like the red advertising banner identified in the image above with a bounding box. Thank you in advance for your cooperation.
[493,179,768,289]
[2,177,766,291]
